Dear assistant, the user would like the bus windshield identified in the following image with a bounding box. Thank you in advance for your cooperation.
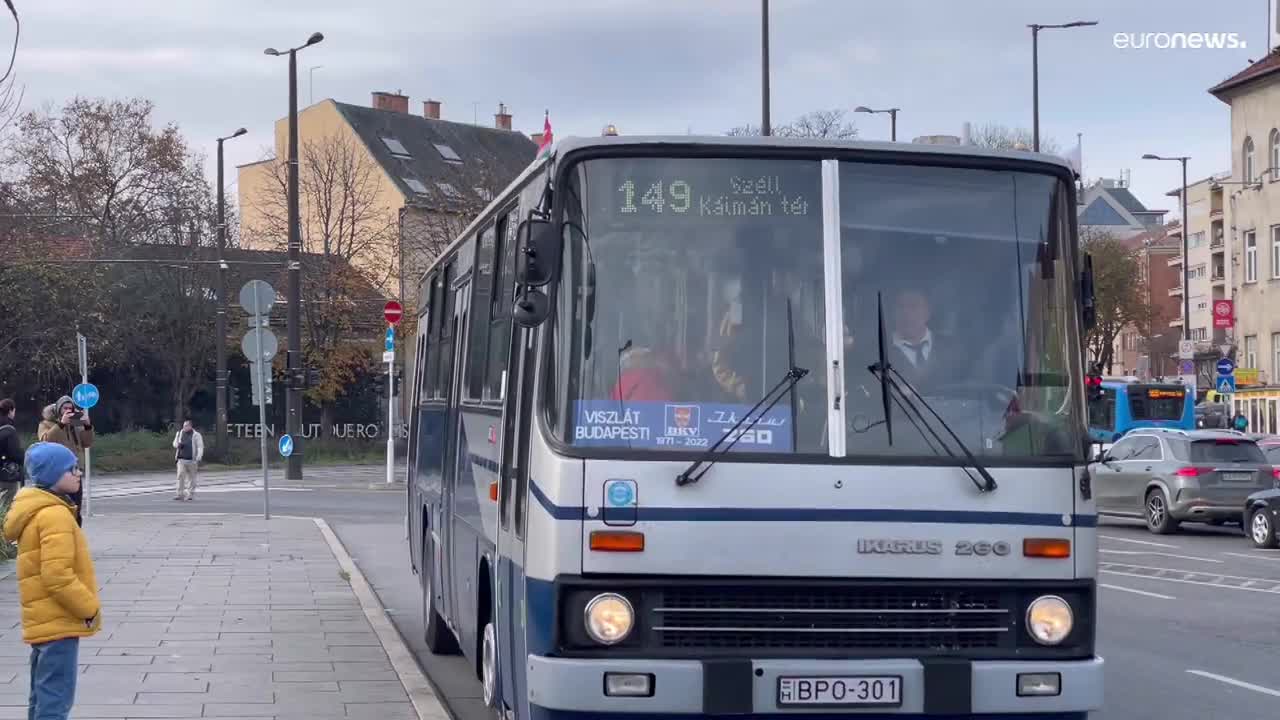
[552,155,1085,462]
[1128,385,1187,421]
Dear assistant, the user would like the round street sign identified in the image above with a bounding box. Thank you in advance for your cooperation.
[72,383,100,410]
[239,280,277,316]
[279,434,294,458]
[1216,357,1236,376]
[241,328,279,363]
[384,300,404,325]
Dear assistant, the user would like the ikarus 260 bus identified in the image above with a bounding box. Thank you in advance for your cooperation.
[406,135,1103,720]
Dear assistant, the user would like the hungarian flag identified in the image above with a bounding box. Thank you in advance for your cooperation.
[537,112,553,158]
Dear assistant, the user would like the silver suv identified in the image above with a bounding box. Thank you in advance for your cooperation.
[1090,428,1275,534]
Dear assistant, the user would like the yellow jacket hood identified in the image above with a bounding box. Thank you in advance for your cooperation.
[3,487,74,542]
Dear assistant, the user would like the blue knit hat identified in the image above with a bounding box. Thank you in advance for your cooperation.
[25,442,77,490]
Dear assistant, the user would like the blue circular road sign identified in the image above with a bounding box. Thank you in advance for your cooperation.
[1216,358,1236,376]
[71,383,99,409]
[279,434,294,458]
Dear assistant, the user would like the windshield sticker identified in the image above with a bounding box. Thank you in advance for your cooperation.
[573,401,793,452]
[604,479,637,508]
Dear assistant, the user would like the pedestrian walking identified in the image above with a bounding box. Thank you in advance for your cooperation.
[172,420,204,501]
[2,442,102,720]
[0,398,23,508]
[36,396,94,526]
[1233,412,1249,432]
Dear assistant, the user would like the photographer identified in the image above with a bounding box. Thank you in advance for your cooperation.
[36,395,94,526]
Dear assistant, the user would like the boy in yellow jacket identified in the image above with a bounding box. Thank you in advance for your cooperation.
[3,442,101,720]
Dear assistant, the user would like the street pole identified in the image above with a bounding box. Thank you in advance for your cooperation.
[286,46,304,481]
[889,109,897,142]
[253,295,271,520]
[216,139,228,456]
[77,334,90,519]
[1032,25,1040,152]
[1181,157,1191,342]
[761,0,771,136]
[386,346,394,485]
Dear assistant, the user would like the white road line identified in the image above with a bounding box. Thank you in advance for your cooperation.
[1222,551,1280,562]
[1101,562,1280,583]
[1100,549,1222,563]
[1099,583,1175,600]
[1186,669,1280,698]
[1101,570,1280,595]
[1099,535,1179,549]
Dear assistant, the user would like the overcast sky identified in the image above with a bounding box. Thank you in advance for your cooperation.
[9,0,1275,216]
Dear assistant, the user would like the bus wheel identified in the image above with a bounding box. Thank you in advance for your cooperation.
[481,622,498,707]
[422,537,459,655]
[1145,489,1178,535]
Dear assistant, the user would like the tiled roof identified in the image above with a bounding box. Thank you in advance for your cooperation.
[334,102,537,208]
[1208,48,1280,100]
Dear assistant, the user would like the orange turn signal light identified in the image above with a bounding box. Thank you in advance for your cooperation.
[488,482,498,502]
[589,531,645,552]
[1023,538,1071,558]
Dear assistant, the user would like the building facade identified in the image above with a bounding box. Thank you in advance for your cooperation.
[1114,223,1182,378]
[1078,176,1168,240]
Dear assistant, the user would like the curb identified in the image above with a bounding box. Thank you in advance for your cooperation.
[315,517,450,720]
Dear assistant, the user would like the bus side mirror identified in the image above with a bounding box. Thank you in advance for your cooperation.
[516,217,559,288]
[512,288,551,328]
[1080,253,1097,331]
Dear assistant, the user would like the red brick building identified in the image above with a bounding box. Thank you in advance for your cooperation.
[1114,222,1183,378]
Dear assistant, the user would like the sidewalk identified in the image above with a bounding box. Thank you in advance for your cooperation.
[0,514,445,720]
[89,464,408,499]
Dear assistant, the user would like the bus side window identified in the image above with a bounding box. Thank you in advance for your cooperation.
[486,208,520,402]
[423,273,442,399]
[466,225,498,401]
[437,262,457,399]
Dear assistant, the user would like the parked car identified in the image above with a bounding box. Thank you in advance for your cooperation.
[1089,428,1276,534]
[1244,486,1280,549]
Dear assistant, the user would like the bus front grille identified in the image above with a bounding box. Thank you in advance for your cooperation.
[651,585,1010,652]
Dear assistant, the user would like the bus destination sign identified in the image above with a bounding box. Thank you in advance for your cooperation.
[599,158,820,225]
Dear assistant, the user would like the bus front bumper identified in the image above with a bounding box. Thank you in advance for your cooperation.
[527,655,1103,717]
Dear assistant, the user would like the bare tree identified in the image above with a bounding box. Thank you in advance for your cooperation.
[968,123,1061,155]
[727,109,859,140]
[1081,227,1147,374]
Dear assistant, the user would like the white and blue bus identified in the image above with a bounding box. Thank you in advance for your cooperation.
[406,135,1102,720]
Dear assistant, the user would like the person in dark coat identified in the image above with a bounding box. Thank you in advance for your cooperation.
[0,398,23,507]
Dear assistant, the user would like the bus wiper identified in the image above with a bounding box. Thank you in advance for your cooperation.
[675,366,809,487]
[867,293,997,493]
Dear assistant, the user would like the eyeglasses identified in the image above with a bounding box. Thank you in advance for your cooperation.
[71,466,83,475]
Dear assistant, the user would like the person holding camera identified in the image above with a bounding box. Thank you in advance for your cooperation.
[37,396,94,526]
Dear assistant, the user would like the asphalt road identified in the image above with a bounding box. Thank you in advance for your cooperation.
[92,487,1280,719]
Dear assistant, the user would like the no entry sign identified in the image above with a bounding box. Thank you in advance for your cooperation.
[384,300,404,325]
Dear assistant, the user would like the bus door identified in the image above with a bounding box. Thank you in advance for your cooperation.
[496,322,534,717]
[444,275,475,638]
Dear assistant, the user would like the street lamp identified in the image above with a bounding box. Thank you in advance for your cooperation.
[1142,153,1191,343]
[266,30,324,481]
[854,106,899,142]
[215,127,248,456]
[761,0,771,136]
[1029,21,1098,152]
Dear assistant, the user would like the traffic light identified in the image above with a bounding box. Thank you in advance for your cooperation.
[1085,363,1105,403]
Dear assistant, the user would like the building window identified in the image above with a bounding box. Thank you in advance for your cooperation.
[1189,232,1205,248]
[1244,136,1256,181]
[1273,333,1280,383]
[1192,327,1208,341]
[1271,129,1280,180]
[381,137,411,158]
[1273,225,1280,278]
[403,177,429,195]
[1245,335,1258,370]
[1188,264,1206,280]
[1246,230,1258,282]
[1196,299,1208,310]
[433,143,463,164]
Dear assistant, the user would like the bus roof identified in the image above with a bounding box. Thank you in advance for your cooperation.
[417,134,1079,291]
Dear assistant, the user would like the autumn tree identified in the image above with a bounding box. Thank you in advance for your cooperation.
[1081,228,1147,373]
[248,132,399,430]
[727,109,859,139]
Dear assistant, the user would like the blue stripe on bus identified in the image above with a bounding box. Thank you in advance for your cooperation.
[528,480,1096,527]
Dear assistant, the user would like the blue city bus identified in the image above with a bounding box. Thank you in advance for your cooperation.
[1086,379,1195,444]
[407,135,1102,719]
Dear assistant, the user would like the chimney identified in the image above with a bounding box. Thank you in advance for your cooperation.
[423,99,441,120]
[495,102,512,131]
[372,91,409,113]
[530,132,544,146]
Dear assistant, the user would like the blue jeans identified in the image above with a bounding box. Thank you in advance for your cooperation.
[27,638,78,720]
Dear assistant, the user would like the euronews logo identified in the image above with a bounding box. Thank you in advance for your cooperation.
[1114,32,1246,50]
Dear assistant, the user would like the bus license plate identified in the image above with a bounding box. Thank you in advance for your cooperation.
[777,675,902,707]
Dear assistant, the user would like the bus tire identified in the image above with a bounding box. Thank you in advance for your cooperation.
[481,621,498,708]
[422,536,460,655]
[1145,488,1178,535]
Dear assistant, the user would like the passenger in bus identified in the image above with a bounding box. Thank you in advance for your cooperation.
[610,343,679,402]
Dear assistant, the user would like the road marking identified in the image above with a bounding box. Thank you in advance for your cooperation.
[1099,535,1179,549]
[1102,570,1280,595]
[1102,561,1280,584]
[1100,549,1222,563]
[1186,670,1280,698]
[1222,551,1280,562]
[1099,583,1174,600]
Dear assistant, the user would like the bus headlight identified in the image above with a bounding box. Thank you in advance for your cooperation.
[1026,595,1073,645]
[584,593,634,645]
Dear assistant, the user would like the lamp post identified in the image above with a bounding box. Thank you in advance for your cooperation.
[266,31,324,481]
[761,0,771,136]
[854,106,899,141]
[1029,21,1098,151]
[215,127,247,455]
[1142,153,1191,342]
